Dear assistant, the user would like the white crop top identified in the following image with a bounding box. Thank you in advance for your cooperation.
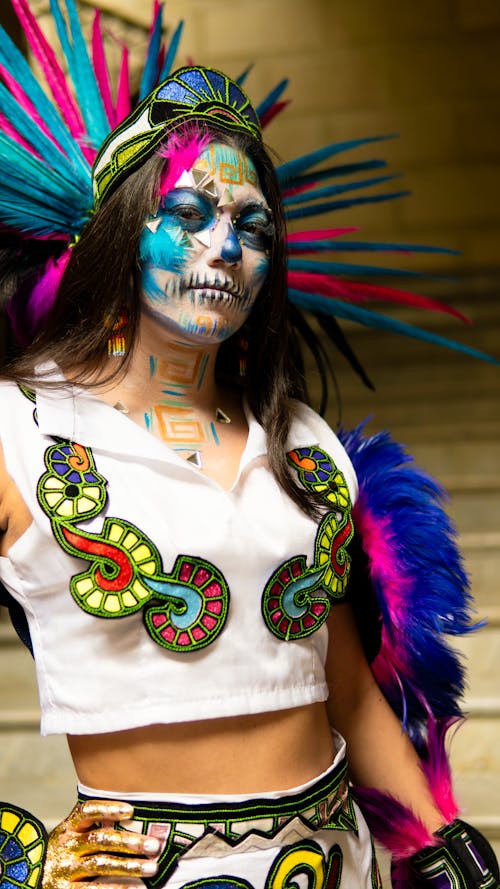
[0,377,357,736]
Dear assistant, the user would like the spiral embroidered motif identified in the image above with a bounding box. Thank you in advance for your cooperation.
[37,439,229,652]
[262,447,353,641]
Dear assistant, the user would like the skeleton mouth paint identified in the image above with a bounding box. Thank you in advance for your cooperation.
[139,143,271,344]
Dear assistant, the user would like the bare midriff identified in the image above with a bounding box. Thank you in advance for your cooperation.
[67,702,335,795]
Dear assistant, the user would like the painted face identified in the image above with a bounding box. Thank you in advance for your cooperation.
[139,142,274,344]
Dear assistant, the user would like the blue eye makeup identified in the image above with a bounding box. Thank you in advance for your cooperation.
[236,204,275,251]
[160,188,215,233]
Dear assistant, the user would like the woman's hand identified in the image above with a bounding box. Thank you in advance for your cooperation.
[43,799,160,888]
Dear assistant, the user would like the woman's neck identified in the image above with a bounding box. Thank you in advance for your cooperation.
[108,320,235,455]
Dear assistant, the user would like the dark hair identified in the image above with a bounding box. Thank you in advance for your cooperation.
[4,124,323,516]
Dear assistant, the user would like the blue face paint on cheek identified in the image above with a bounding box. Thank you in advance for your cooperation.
[254,255,270,287]
[139,219,189,273]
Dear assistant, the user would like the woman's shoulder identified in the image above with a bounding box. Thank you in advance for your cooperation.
[287,399,358,501]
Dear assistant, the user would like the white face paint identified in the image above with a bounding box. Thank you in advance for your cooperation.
[139,143,274,345]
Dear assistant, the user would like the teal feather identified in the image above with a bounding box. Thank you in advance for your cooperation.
[0,25,89,175]
[288,239,459,256]
[236,64,253,86]
[288,289,499,364]
[288,257,437,279]
[285,189,410,221]
[49,0,109,148]
[0,81,73,172]
[283,173,400,207]
[276,135,396,184]
[256,79,289,119]
[140,4,164,98]
[283,159,388,190]
[160,20,184,80]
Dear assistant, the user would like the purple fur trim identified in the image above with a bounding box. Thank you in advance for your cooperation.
[353,785,440,860]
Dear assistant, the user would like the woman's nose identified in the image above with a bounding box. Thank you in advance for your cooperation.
[208,220,242,266]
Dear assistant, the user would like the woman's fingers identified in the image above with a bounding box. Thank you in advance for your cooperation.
[69,852,158,880]
[70,799,135,831]
[85,827,161,857]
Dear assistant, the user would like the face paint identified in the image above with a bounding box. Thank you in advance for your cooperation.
[139,143,274,345]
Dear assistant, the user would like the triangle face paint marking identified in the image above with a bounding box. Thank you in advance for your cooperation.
[193,229,211,248]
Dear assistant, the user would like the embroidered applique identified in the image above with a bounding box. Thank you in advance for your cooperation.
[36,439,230,652]
[0,803,47,889]
[266,840,343,889]
[262,447,353,641]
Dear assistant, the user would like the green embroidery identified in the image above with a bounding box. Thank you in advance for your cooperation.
[262,446,353,641]
[36,439,230,652]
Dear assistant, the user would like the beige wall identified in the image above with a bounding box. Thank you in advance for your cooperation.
[64,0,500,279]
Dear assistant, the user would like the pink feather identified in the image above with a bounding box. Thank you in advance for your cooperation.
[0,64,65,155]
[158,130,211,196]
[91,10,115,129]
[422,715,461,822]
[0,111,37,155]
[10,0,85,143]
[287,270,471,323]
[260,100,291,129]
[353,785,440,860]
[10,250,72,345]
[287,228,359,241]
[115,46,131,123]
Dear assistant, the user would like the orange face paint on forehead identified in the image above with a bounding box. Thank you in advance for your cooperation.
[189,143,260,191]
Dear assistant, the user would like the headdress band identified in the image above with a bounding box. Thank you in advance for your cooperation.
[93,66,262,207]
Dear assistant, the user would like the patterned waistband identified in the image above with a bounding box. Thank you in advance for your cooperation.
[78,757,357,886]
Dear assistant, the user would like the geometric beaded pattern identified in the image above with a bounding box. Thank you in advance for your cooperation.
[0,804,47,889]
[262,447,353,641]
[36,438,230,653]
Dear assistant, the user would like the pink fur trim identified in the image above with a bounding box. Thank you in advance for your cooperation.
[353,785,441,860]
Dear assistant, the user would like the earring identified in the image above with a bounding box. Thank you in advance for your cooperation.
[237,332,248,378]
[106,311,128,357]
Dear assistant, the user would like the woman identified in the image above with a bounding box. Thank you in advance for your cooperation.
[0,13,497,889]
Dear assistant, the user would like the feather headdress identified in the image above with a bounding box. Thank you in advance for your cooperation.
[0,0,496,375]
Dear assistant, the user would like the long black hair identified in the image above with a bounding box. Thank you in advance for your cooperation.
[3,124,323,516]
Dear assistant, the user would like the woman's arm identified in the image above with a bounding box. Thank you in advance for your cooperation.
[325,602,444,832]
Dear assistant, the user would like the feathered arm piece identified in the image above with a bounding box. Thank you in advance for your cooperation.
[337,424,496,883]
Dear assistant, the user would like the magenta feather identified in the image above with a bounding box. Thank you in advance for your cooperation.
[0,63,59,154]
[158,131,211,195]
[10,0,85,145]
[0,110,36,155]
[91,11,115,129]
[353,785,439,859]
[421,715,461,823]
[9,249,72,345]
[287,227,359,242]
[115,46,131,123]
[287,271,470,322]
[260,100,291,129]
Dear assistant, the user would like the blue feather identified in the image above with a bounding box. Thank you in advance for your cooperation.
[288,239,459,256]
[276,135,397,185]
[287,288,499,364]
[0,81,77,174]
[285,189,411,221]
[283,173,400,207]
[284,159,388,189]
[140,4,164,98]
[339,425,478,741]
[0,25,90,177]
[49,0,109,148]
[256,79,289,119]
[288,257,426,279]
[159,20,184,80]
[236,64,253,86]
